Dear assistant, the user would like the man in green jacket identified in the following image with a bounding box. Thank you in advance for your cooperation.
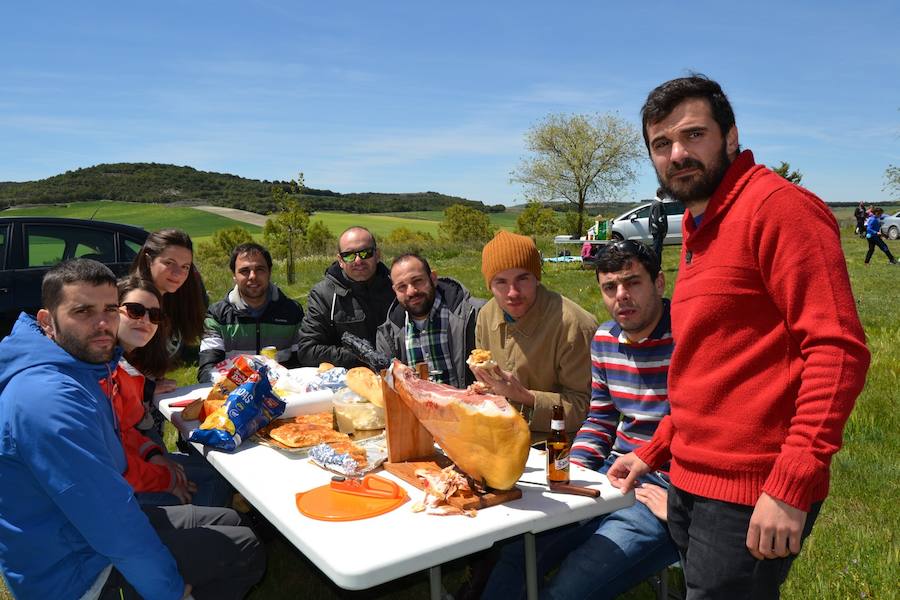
[198,243,304,382]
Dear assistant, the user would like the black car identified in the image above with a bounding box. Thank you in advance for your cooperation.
[0,217,149,337]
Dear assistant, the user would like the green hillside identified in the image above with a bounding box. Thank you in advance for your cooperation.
[0,162,506,215]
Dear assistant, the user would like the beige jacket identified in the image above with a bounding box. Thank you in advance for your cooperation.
[475,285,597,437]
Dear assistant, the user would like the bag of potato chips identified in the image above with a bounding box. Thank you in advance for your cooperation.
[190,365,286,451]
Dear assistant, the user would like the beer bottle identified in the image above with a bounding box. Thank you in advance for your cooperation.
[546,404,570,484]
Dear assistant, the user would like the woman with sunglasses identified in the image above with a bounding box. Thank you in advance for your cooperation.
[130,228,208,368]
[112,276,232,507]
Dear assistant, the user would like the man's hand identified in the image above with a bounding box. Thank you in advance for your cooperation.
[149,455,188,487]
[171,478,198,504]
[606,452,651,494]
[746,493,807,560]
[470,365,535,407]
[154,377,178,395]
[634,483,668,522]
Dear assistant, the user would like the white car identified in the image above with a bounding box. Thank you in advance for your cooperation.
[610,200,685,245]
[881,210,900,240]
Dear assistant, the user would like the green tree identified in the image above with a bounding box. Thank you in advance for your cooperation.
[384,227,435,253]
[885,165,900,198]
[195,226,254,264]
[515,201,560,237]
[263,173,309,284]
[561,211,587,238]
[441,204,493,243]
[305,219,335,255]
[511,113,642,236]
[772,161,803,184]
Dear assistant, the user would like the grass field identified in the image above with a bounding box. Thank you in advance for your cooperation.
[1,203,898,599]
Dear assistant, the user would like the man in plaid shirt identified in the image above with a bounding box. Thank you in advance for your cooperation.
[376,253,484,388]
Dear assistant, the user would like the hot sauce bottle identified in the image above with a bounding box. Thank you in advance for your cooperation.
[546,404,570,484]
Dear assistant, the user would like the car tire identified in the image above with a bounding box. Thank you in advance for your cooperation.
[611,232,624,242]
[889,226,899,240]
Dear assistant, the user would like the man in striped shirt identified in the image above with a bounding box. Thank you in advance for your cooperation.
[483,240,679,599]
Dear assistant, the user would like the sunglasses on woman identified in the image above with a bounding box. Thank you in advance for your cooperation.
[120,302,164,324]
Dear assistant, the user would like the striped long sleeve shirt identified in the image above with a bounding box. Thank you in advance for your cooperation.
[570,299,673,472]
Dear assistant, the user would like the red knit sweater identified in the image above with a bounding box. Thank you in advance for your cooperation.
[635,151,870,511]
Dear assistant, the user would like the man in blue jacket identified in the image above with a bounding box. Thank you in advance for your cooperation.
[0,259,264,600]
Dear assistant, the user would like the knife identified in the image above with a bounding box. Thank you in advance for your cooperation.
[548,483,601,497]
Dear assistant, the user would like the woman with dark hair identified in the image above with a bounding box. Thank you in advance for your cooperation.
[112,276,232,507]
[130,228,207,361]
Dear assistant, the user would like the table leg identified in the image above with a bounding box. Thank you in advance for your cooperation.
[524,532,538,600]
[429,564,442,600]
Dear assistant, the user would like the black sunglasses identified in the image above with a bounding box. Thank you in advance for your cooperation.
[598,240,660,268]
[120,302,164,324]
[339,246,376,263]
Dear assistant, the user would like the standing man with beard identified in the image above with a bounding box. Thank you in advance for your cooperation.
[376,253,485,388]
[298,226,395,368]
[608,75,870,598]
[198,242,305,382]
[0,260,264,600]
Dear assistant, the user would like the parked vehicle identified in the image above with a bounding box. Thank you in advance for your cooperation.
[0,217,149,337]
[610,200,685,245]
[881,210,900,240]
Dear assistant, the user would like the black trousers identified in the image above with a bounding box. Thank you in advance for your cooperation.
[100,504,266,600]
[864,236,896,264]
[667,486,821,600]
[652,234,665,265]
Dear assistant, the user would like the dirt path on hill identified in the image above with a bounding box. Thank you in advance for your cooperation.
[193,205,269,227]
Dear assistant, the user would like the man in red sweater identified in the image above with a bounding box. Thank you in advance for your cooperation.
[608,75,870,598]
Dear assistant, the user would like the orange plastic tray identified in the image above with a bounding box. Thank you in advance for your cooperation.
[296,475,408,521]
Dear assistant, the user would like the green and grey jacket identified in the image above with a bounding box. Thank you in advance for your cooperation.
[197,283,304,382]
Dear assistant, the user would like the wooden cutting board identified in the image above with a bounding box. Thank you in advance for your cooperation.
[384,454,522,510]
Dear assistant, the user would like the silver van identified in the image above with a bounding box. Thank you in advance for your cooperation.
[610,200,685,245]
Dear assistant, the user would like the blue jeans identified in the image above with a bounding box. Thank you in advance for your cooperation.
[482,455,679,600]
[135,451,234,508]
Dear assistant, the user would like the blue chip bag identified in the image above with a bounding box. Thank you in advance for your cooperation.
[190,365,286,451]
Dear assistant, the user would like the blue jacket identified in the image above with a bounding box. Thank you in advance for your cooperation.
[865,214,883,237]
[0,314,184,600]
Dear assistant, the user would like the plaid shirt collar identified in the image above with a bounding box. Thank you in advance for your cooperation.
[403,291,457,387]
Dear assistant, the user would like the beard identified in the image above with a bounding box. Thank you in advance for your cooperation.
[401,287,436,319]
[52,321,116,364]
[657,142,731,206]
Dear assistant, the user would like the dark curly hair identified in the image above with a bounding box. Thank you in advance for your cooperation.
[641,73,736,152]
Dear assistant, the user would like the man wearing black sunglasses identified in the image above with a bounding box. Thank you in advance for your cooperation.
[607,74,870,598]
[298,226,394,368]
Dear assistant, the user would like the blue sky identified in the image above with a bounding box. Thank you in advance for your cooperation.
[1,1,898,205]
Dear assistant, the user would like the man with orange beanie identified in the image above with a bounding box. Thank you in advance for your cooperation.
[471,230,597,438]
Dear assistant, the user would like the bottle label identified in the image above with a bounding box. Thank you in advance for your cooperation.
[550,419,565,431]
[553,455,569,471]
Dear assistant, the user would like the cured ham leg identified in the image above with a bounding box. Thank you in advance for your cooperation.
[388,360,531,490]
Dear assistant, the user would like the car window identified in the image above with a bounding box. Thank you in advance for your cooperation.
[25,224,116,268]
[634,207,651,218]
[664,202,685,216]
[121,237,143,263]
[0,225,7,270]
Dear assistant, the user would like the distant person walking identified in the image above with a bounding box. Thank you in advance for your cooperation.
[649,188,668,263]
[853,202,867,238]
[864,207,897,265]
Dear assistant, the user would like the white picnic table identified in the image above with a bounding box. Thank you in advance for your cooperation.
[156,383,633,599]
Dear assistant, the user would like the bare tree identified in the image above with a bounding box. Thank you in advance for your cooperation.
[511,113,642,235]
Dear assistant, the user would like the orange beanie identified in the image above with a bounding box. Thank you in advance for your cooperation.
[481,230,541,287]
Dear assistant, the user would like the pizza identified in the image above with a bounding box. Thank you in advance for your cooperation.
[258,413,368,466]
